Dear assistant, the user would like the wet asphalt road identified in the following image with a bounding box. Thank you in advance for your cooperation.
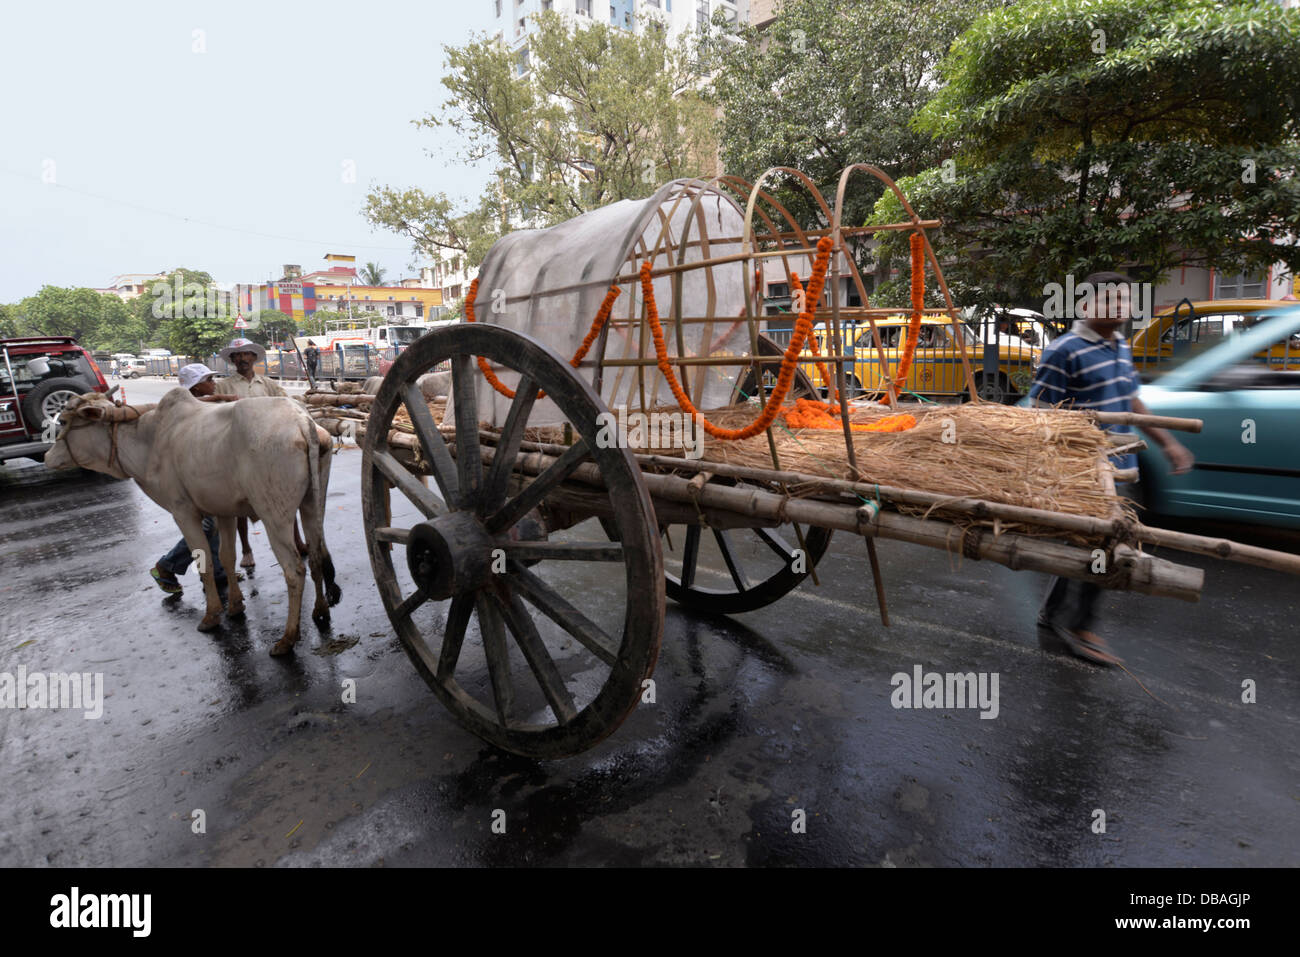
[0,377,1297,867]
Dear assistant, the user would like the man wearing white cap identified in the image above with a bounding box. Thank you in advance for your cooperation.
[150,364,235,593]
[213,338,287,398]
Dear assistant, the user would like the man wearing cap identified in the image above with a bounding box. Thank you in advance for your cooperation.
[150,364,236,594]
[213,338,287,398]
[212,338,305,569]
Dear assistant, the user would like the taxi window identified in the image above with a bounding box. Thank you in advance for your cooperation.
[859,326,904,348]
[1162,313,1239,343]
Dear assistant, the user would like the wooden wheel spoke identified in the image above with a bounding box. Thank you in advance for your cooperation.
[486,439,590,534]
[438,592,474,680]
[474,591,514,725]
[402,383,460,507]
[395,588,428,621]
[497,587,578,725]
[679,524,701,588]
[482,374,538,514]
[451,353,484,510]
[372,449,445,518]
[503,541,623,562]
[374,526,411,545]
[510,563,620,667]
[714,528,751,592]
[755,526,796,561]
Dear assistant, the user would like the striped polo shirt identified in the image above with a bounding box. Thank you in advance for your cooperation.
[1028,320,1140,471]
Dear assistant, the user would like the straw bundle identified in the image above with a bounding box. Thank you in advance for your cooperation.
[310,390,1131,534]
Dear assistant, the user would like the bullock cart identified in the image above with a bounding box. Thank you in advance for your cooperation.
[305,167,1300,758]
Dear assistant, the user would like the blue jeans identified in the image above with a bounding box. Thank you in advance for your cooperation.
[158,516,227,586]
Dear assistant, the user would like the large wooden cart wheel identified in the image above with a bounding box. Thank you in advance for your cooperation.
[736,332,820,402]
[661,333,832,614]
[361,324,665,759]
[662,520,833,615]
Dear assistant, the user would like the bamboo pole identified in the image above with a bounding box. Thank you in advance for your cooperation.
[374,423,1300,579]
[468,442,1204,601]
[1089,411,1203,433]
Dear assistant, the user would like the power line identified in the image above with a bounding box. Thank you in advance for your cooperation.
[0,166,412,252]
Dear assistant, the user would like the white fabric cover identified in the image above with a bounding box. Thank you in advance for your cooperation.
[464,183,758,426]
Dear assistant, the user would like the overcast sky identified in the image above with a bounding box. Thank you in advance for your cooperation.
[0,0,493,302]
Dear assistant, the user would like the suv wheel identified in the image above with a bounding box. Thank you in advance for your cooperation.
[23,378,84,432]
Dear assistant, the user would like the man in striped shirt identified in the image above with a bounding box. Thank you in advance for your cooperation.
[1028,272,1193,665]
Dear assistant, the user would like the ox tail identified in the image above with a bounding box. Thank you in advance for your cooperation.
[303,414,342,607]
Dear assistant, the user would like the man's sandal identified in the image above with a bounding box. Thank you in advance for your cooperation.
[150,566,183,595]
[1051,623,1123,666]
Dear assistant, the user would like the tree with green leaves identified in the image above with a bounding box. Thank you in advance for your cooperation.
[358,262,387,286]
[707,0,999,245]
[365,10,716,268]
[0,302,27,338]
[15,286,141,350]
[247,308,295,348]
[139,269,236,359]
[869,0,1300,308]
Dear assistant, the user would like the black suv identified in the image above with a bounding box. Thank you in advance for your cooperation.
[1,337,109,463]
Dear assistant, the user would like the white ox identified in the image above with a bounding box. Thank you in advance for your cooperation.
[45,389,342,655]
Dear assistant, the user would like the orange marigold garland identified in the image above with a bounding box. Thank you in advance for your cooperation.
[465,278,621,400]
[790,271,839,405]
[890,231,926,399]
[465,235,914,441]
[641,235,835,441]
[781,398,916,433]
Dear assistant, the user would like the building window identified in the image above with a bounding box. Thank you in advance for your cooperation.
[516,46,530,74]
[767,282,789,299]
[495,0,501,15]
[450,285,463,300]
[1215,270,1267,299]
[387,306,396,317]
[576,0,590,13]
[697,0,708,31]
[542,0,552,9]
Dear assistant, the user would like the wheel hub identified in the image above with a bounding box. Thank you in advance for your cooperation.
[406,511,496,600]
